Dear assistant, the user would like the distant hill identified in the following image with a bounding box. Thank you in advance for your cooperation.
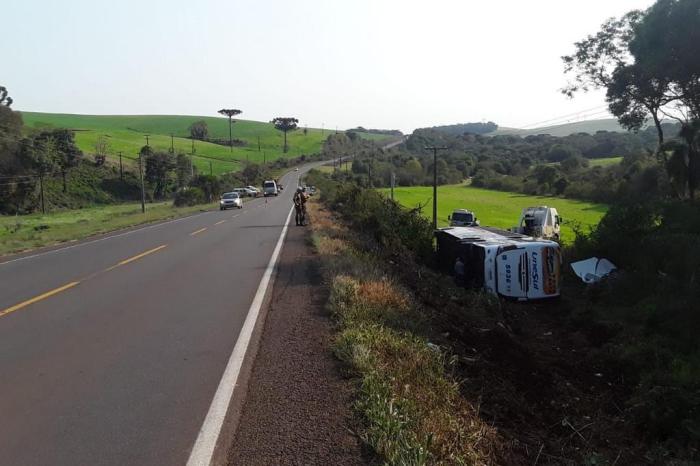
[426,121,498,136]
[18,112,331,175]
[493,119,628,137]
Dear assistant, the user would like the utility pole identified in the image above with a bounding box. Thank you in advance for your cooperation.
[190,155,194,178]
[391,172,396,201]
[368,153,372,188]
[191,138,195,154]
[209,160,213,176]
[425,146,447,230]
[38,171,46,214]
[118,152,123,181]
[263,151,266,164]
[144,134,150,147]
[257,135,261,152]
[170,133,174,154]
[139,152,146,214]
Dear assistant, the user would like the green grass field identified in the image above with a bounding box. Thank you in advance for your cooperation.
[588,156,623,167]
[380,184,608,241]
[19,112,334,175]
[0,201,215,256]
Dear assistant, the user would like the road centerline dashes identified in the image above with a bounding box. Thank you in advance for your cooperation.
[190,227,208,236]
[215,220,226,226]
[0,281,80,319]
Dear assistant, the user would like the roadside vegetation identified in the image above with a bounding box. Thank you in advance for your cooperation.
[306,168,699,464]
[307,179,501,464]
[0,201,211,255]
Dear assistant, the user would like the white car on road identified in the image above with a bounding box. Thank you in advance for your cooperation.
[219,192,243,210]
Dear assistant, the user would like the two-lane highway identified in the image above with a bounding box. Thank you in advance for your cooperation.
[0,167,311,465]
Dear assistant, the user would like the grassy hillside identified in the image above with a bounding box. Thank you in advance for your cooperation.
[19,112,332,175]
[493,118,626,137]
[380,184,607,241]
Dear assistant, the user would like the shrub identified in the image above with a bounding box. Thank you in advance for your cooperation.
[173,187,205,207]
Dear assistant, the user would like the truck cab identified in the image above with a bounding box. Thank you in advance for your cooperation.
[512,206,561,241]
[448,209,479,227]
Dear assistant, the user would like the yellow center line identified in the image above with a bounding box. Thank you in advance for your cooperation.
[190,227,208,236]
[115,244,168,267]
[0,281,80,319]
[215,220,226,226]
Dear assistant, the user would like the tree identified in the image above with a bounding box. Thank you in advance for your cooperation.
[564,0,700,198]
[144,150,176,199]
[176,153,193,188]
[271,117,299,153]
[0,86,13,107]
[218,109,242,152]
[51,130,82,192]
[94,135,109,166]
[190,174,220,203]
[189,120,209,140]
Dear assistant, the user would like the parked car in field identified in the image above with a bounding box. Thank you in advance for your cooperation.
[263,180,279,197]
[219,192,243,210]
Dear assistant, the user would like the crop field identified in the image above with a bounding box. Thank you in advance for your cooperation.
[19,112,334,175]
[380,184,608,241]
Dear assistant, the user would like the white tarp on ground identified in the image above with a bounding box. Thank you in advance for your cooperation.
[570,257,617,283]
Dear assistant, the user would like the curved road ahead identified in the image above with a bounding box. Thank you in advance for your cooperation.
[0,166,313,465]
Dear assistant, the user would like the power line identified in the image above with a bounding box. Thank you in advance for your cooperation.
[520,105,609,129]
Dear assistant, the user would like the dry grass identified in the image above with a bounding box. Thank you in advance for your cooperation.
[357,279,411,313]
[310,190,501,465]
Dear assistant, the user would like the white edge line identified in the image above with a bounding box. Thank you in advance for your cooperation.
[0,210,212,266]
[186,204,294,466]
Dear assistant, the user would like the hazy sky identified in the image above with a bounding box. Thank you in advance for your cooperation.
[4,0,655,132]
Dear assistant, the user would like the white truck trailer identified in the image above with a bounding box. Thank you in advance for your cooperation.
[435,226,562,300]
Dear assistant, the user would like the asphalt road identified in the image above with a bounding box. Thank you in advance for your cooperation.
[0,166,312,465]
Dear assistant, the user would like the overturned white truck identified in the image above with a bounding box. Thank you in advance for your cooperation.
[435,226,562,300]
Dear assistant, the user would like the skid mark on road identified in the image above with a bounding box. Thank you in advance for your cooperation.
[0,282,80,319]
[190,227,208,236]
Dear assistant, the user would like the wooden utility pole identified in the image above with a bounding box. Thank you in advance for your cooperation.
[425,146,447,230]
[118,152,123,180]
[38,171,46,214]
[257,135,261,152]
[139,153,146,214]
[391,172,396,201]
[209,160,213,176]
[170,134,174,154]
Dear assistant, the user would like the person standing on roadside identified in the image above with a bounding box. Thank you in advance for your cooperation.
[293,187,308,226]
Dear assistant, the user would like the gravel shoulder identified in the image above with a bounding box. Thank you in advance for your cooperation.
[227,223,367,465]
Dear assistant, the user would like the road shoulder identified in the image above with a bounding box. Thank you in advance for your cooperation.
[227,223,366,465]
